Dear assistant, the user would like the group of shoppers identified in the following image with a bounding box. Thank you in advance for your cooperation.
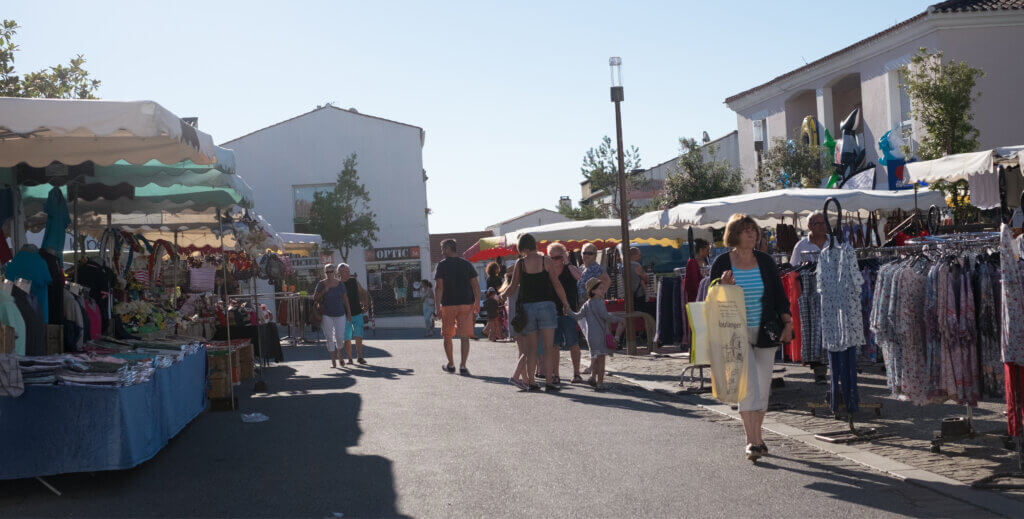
[317,217,793,461]
[312,263,370,369]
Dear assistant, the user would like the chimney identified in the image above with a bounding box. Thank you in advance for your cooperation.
[559,196,571,211]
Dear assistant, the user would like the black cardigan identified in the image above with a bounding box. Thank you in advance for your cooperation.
[709,250,791,348]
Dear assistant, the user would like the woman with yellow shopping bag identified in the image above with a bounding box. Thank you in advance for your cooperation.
[710,214,793,461]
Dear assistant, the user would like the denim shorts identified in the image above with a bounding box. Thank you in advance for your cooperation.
[521,301,557,334]
[553,315,579,349]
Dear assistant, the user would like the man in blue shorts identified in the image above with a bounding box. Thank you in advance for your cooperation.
[338,264,370,365]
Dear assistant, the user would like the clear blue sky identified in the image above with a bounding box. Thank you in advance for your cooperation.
[6,1,928,233]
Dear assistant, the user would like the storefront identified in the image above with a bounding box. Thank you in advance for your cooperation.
[364,246,424,317]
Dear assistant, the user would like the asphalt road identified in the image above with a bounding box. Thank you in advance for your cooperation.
[0,329,996,518]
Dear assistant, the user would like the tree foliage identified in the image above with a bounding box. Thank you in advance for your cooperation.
[659,138,743,207]
[580,135,643,217]
[900,48,984,223]
[309,153,380,262]
[0,20,100,99]
[756,138,827,190]
[557,201,606,221]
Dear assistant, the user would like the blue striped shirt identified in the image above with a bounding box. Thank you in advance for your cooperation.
[733,267,763,327]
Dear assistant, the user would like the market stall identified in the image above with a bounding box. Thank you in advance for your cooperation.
[0,98,240,486]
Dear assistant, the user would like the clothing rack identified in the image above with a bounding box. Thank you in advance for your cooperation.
[810,197,888,443]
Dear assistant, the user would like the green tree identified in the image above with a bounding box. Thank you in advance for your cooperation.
[660,137,743,207]
[308,153,379,262]
[557,201,605,221]
[756,138,827,190]
[900,48,984,223]
[0,20,100,98]
[580,135,643,217]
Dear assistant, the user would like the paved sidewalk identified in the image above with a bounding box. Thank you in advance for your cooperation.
[592,348,1024,504]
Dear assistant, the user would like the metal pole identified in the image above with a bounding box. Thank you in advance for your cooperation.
[613,98,636,355]
[72,184,79,283]
[218,212,235,410]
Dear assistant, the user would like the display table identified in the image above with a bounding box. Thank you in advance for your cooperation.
[0,348,207,480]
[212,323,283,362]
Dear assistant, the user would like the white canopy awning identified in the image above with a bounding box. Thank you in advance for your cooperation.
[0,98,218,167]
[630,188,945,230]
[504,218,713,248]
[902,146,1024,183]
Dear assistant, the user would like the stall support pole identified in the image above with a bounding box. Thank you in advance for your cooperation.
[250,276,267,393]
[613,94,636,355]
[218,213,235,410]
[72,184,79,283]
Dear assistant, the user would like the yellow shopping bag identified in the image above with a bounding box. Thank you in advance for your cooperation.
[686,302,709,366]
[704,281,749,404]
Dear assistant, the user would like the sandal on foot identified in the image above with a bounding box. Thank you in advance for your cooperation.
[528,384,541,391]
[545,383,560,392]
[571,376,583,384]
[510,378,528,390]
[587,378,598,388]
[357,358,367,364]
[551,376,561,385]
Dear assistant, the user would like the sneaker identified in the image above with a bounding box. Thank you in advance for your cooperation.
[442,364,456,373]
[745,444,762,461]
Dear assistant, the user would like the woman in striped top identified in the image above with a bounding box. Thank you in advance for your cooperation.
[710,213,793,461]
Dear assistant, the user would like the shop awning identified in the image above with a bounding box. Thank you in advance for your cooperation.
[0,98,218,167]
[21,179,255,233]
[630,188,945,230]
[903,146,1024,183]
[278,233,323,245]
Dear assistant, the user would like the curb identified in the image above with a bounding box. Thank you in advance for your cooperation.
[609,370,1023,518]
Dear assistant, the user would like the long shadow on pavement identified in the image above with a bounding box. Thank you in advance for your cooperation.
[0,391,408,518]
[752,453,999,518]
[471,374,704,420]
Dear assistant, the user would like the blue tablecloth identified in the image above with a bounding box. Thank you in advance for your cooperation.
[0,348,207,480]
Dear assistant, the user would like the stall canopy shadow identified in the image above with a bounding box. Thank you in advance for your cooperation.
[0,393,408,518]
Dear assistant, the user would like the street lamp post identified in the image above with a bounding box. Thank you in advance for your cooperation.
[610,57,637,355]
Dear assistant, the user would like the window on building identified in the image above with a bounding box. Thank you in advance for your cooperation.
[888,69,916,156]
[292,184,334,233]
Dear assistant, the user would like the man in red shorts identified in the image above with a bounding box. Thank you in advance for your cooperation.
[434,239,480,375]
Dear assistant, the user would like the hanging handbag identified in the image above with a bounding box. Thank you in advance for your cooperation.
[758,305,785,349]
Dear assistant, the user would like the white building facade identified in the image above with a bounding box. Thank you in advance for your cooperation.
[726,2,1024,191]
[222,105,430,327]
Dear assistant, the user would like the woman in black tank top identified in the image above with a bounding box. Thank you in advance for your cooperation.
[500,233,570,391]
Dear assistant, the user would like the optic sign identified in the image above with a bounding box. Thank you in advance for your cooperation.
[365,246,421,263]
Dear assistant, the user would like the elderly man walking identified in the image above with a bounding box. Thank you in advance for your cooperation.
[434,239,480,375]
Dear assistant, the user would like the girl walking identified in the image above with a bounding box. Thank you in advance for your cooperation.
[572,278,623,390]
